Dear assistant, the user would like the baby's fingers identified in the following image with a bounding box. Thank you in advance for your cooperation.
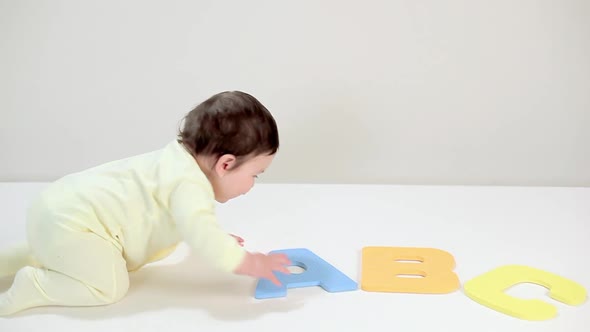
[231,234,245,246]
[274,264,291,275]
[266,272,282,286]
[270,253,291,265]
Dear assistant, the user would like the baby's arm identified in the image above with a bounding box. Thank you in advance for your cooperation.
[169,182,290,284]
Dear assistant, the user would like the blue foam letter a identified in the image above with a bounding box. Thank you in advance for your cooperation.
[254,248,358,299]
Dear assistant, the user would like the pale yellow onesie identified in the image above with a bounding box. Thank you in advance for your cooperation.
[0,140,245,315]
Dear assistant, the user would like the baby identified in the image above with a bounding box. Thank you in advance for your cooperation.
[0,91,291,316]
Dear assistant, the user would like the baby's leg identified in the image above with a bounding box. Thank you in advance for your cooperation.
[0,243,38,278]
[0,226,129,316]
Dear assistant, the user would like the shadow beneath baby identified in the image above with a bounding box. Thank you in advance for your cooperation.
[2,250,311,321]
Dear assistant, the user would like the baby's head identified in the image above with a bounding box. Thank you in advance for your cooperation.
[178,91,279,202]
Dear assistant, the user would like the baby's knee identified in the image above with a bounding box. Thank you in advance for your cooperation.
[100,274,129,303]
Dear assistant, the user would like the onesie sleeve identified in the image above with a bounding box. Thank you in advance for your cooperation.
[168,181,246,272]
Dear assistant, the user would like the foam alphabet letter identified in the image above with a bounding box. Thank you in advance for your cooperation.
[464,265,587,320]
[254,248,357,299]
[361,246,460,293]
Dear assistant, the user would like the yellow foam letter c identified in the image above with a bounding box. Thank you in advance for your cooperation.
[464,265,587,320]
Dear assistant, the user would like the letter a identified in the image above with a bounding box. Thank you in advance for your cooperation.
[254,248,357,299]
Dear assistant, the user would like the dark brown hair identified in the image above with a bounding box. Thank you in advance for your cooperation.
[178,91,279,166]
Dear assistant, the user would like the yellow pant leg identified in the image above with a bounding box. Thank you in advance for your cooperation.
[0,218,129,316]
[0,243,38,278]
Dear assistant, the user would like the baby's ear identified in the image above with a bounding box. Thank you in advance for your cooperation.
[215,154,237,176]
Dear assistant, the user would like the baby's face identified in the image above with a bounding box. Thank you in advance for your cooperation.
[212,153,275,203]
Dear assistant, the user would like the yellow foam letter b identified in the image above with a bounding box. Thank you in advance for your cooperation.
[361,246,460,293]
[464,265,587,320]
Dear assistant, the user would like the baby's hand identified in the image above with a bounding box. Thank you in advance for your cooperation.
[231,234,244,247]
[234,252,291,286]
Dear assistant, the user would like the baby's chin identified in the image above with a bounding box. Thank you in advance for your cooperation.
[215,192,244,203]
[215,196,230,203]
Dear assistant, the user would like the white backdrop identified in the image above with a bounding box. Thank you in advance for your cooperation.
[1,0,589,186]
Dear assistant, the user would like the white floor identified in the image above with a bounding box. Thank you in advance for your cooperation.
[1,182,589,332]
